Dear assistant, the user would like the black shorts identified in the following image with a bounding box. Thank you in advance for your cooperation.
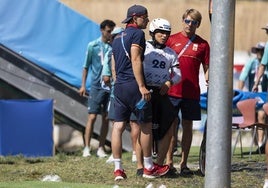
[150,87,176,140]
[169,96,201,120]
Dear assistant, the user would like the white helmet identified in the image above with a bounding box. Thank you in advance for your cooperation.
[149,18,171,33]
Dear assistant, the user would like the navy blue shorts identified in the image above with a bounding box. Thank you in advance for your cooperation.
[87,87,110,114]
[113,80,152,123]
[169,97,201,120]
[108,96,137,121]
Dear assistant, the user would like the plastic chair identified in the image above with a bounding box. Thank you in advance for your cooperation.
[234,98,267,158]
[232,118,244,157]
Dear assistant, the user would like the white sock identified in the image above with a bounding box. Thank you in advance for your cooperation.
[144,156,153,170]
[84,146,90,151]
[113,158,123,171]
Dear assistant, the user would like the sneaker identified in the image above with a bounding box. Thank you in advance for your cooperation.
[264,179,268,188]
[97,147,108,158]
[256,143,266,154]
[180,167,194,176]
[82,147,91,157]
[143,163,169,178]
[114,169,127,181]
[164,167,179,178]
[132,153,137,162]
[106,154,114,163]
[136,168,143,177]
[152,152,158,159]
[173,150,182,157]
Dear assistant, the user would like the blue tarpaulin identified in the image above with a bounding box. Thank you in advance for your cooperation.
[0,0,101,90]
[200,90,267,116]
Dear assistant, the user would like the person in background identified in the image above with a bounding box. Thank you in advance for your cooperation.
[252,24,268,93]
[239,42,267,92]
[79,19,115,158]
[238,42,267,151]
[251,23,268,188]
[111,4,169,181]
[135,18,182,177]
[165,8,210,176]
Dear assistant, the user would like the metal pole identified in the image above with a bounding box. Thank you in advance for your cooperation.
[204,0,235,187]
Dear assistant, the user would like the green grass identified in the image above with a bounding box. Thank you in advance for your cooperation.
[0,181,111,188]
[0,146,266,188]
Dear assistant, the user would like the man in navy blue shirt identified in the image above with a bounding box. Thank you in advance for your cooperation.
[111,4,169,181]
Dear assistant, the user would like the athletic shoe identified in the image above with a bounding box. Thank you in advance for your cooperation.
[136,168,143,177]
[143,163,169,178]
[132,153,137,162]
[114,169,127,181]
[256,143,265,154]
[97,147,108,158]
[106,154,114,163]
[82,147,91,157]
[180,167,194,176]
[263,179,268,188]
[164,167,179,178]
[173,150,182,157]
[152,152,158,159]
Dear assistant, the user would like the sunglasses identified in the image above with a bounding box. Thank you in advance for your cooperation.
[184,19,199,26]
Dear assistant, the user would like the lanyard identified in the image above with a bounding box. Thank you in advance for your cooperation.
[121,32,130,59]
[177,35,196,58]
[99,41,106,65]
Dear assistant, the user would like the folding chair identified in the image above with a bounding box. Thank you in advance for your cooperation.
[234,98,267,158]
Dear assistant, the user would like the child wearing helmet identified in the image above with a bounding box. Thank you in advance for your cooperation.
[148,18,172,48]
[135,18,182,177]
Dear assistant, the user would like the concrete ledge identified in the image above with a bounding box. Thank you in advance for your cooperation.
[54,125,258,153]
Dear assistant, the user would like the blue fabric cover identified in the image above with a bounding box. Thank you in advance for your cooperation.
[0,0,101,90]
[200,90,267,115]
[0,99,54,157]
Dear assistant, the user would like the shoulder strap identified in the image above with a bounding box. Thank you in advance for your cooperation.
[121,32,130,59]
[177,35,196,58]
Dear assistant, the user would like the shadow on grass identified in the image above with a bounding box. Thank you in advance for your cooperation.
[232,161,266,172]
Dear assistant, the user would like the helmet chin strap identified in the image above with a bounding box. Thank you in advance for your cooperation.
[150,34,166,49]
